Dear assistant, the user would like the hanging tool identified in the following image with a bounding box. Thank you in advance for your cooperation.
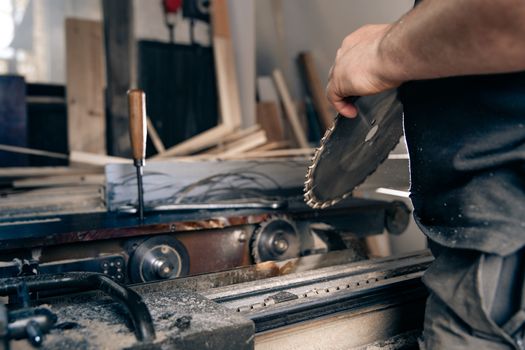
[162,0,183,43]
[304,90,404,209]
[127,89,148,221]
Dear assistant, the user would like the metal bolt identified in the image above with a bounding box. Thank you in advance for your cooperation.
[153,258,174,279]
[273,238,289,254]
[237,230,247,242]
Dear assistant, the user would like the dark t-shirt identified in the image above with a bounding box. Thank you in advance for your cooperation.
[400,72,525,256]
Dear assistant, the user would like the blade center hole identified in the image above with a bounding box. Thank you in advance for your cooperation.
[365,124,379,142]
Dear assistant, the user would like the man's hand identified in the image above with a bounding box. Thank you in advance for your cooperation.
[326,24,402,118]
[327,0,525,119]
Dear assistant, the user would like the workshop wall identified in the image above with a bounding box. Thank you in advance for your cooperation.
[133,0,256,128]
[256,0,414,99]
[0,0,101,84]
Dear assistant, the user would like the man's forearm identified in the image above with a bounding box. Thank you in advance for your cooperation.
[378,0,525,83]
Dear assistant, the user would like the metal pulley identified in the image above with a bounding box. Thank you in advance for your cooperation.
[129,236,190,283]
[251,216,301,263]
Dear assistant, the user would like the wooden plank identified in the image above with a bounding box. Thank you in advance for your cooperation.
[69,151,130,167]
[173,147,313,161]
[147,116,166,153]
[152,124,233,158]
[296,100,309,133]
[221,125,261,144]
[13,174,105,188]
[298,52,334,131]
[0,167,102,178]
[256,102,285,142]
[212,0,242,129]
[213,38,243,129]
[0,145,129,167]
[0,196,106,219]
[1,186,102,199]
[217,130,267,156]
[0,187,103,206]
[236,148,314,159]
[228,0,256,127]
[272,70,309,148]
[204,128,266,156]
[212,0,231,36]
[0,183,105,220]
[65,18,106,155]
[203,125,261,154]
[250,141,289,152]
[0,144,68,160]
[102,0,133,156]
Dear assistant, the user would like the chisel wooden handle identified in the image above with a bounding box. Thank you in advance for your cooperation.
[127,89,147,164]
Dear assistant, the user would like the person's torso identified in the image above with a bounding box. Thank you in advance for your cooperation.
[400,72,525,255]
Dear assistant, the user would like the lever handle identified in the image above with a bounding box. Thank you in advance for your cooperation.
[127,89,147,163]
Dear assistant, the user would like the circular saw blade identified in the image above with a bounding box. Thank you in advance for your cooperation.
[304,89,404,209]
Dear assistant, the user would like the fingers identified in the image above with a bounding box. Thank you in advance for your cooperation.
[327,82,358,118]
[334,100,358,118]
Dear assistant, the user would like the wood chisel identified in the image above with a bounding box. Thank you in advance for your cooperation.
[127,89,147,221]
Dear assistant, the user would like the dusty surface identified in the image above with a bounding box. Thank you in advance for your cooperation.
[10,289,253,350]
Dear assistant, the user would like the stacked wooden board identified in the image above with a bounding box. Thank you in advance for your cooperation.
[0,167,105,219]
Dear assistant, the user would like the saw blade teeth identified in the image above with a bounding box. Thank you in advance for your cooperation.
[303,114,352,210]
[303,96,403,211]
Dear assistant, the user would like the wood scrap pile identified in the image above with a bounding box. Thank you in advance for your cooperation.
[147,50,329,160]
[138,1,333,162]
[0,0,327,167]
